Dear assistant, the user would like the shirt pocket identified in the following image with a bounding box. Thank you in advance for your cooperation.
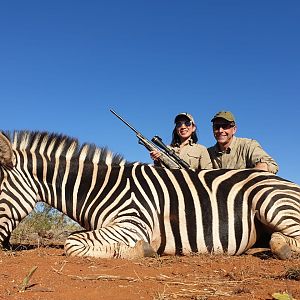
[186,153,200,169]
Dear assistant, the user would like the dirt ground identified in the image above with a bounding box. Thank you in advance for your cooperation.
[0,243,299,300]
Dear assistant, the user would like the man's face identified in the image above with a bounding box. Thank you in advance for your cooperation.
[212,118,236,146]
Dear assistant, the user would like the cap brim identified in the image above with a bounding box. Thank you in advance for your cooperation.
[175,114,192,122]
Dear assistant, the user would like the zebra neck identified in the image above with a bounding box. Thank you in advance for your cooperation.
[32,158,129,229]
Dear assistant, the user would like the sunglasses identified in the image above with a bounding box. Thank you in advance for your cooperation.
[213,123,235,130]
[175,121,192,128]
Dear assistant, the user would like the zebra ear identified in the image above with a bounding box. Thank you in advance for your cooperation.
[0,132,14,167]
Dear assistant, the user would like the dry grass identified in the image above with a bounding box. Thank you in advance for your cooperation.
[18,266,38,292]
[277,268,300,281]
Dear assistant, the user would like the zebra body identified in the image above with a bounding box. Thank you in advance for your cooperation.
[0,130,300,259]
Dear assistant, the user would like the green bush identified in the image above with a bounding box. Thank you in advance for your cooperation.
[11,203,83,245]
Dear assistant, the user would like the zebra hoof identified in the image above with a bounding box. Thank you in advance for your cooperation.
[271,244,291,260]
[270,233,291,260]
[134,240,156,258]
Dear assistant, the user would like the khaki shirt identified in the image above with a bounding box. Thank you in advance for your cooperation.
[208,136,278,174]
[170,140,213,170]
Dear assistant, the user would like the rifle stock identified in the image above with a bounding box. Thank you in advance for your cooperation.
[110,109,190,170]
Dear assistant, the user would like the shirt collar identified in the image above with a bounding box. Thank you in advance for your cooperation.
[174,138,194,147]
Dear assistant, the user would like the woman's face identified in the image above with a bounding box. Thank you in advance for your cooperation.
[175,118,196,143]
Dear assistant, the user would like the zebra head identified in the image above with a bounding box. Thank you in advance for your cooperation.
[0,132,36,246]
[0,132,15,168]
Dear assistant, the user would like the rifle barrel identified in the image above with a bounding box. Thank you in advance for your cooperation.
[110,109,139,135]
[110,109,189,170]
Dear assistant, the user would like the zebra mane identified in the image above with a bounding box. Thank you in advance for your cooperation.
[3,130,127,166]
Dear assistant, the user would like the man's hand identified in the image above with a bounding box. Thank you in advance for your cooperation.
[255,162,269,172]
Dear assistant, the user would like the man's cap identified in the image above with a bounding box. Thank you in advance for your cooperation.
[174,112,195,124]
[211,111,235,122]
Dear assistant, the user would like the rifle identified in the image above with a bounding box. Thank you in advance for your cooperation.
[110,109,190,170]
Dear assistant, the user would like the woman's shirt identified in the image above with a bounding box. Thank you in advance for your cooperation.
[169,139,213,170]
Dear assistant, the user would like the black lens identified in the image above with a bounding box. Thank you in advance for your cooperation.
[213,123,233,130]
[176,121,192,128]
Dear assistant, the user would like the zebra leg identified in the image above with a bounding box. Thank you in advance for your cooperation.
[64,227,156,259]
[257,199,300,259]
[270,232,300,259]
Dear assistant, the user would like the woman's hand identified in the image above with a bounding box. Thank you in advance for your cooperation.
[150,150,161,161]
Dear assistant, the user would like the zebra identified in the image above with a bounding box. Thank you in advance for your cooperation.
[0,130,300,259]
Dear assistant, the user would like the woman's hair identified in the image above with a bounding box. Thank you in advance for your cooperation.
[171,126,198,146]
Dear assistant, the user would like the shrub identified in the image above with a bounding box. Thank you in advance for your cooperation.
[11,202,83,246]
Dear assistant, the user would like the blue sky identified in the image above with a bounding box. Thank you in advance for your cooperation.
[0,1,299,184]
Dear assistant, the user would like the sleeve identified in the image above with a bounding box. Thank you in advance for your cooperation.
[247,140,279,174]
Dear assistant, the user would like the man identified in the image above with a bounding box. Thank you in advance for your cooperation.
[208,111,278,174]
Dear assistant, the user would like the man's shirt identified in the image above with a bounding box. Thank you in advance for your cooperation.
[207,136,278,174]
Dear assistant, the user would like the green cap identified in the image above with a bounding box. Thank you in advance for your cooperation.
[174,112,195,124]
[211,111,235,122]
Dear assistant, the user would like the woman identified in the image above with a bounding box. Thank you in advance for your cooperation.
[150,112,212,171]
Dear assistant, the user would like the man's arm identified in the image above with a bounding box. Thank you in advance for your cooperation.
[249,140,279,174]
